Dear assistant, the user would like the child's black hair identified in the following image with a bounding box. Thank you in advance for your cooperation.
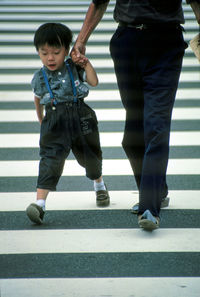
[34,22,73,51]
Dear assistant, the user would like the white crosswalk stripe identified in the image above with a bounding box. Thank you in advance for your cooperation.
[1,159,200,176]
[1,229,200,254]
[1,277,199,297]
[1,107,200,121]
[0,1,200,296]
[0,191,200,211]
[1,131,200,147]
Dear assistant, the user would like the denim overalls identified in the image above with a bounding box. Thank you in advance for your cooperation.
[32,58,102,190]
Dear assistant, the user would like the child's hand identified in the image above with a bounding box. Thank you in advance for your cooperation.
[75,59,88,69]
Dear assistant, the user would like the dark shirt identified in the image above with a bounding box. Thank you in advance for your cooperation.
[92,0,200,24]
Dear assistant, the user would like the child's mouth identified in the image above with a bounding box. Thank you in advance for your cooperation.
[48,64,56,68]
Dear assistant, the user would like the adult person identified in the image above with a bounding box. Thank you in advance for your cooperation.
[71,0,200,231]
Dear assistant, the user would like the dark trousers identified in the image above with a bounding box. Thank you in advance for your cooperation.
[37,101,102,191]
[110,25,186,216]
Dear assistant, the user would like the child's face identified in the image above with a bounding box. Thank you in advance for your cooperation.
[38,43,69,71]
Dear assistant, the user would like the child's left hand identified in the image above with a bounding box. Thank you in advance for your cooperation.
[70,47,88,68]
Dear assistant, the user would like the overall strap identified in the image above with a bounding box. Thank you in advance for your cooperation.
[41,61,78,105]
[41,67,57,106]
[65,60,78,103]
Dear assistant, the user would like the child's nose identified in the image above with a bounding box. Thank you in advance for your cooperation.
[48,54,54,61]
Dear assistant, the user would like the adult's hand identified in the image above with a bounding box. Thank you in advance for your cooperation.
[71,41,88,67]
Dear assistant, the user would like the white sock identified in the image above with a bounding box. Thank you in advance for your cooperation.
[36,199,46,211]
[94,179,106,192]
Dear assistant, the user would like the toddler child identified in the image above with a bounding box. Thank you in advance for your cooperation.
[26,22,109,224]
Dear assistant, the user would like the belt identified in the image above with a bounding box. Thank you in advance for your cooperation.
[45,98,83,111]
[118,22,180,30]
[119,22,147,30]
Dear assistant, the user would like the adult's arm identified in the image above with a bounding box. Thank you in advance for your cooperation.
[71,1,109,64]
[186,0,200,24]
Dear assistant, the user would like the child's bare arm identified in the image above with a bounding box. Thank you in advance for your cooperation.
[83,60,98,86]
[81,59,98,87]
[34,96,44,124]
[71,49,98,86]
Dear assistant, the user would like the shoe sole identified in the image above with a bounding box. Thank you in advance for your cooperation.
[132,197,170,214]
[26,205,43,224]
[138,219,159,231]
[96,188,110,207]
[160,196,170,208]
[96,199,110,207]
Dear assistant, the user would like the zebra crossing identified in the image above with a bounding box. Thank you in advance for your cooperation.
[0,0,200,296]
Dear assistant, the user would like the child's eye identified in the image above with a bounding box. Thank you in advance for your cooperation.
[55,52,60,55]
